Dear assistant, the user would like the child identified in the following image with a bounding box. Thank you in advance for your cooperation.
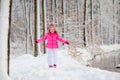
[35,22,69,68]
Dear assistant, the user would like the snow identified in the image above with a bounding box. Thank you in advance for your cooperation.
[10,49,120,80]
[76,48,94,61]
[74,44,120,66]
[100,44,120,52]
[116,64,120,68]
[76,44,120,54]
[118,64,120,67]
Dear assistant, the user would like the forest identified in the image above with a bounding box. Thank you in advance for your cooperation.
[10,0,120,56]
[0,0,120,80]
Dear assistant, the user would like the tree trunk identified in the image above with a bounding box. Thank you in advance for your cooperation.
[0,0,10,80]
[83,0,87,47]
[63,0,65,39]
[36,0,41,55]
[62,0,64,39]
[23,0,29,54]
[91,0,94,46]
[7,0,12,75]
[52,0,55,22]
[42,0,47,54]
[34,0,38,57]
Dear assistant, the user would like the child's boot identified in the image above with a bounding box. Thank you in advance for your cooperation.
[53,64,57,68]
[49,65,53,68]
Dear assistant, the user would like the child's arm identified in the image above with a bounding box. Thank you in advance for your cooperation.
[57,34,69,45]
[35,34,47,43]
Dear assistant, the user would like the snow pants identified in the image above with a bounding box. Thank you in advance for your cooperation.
[46,48,57,66]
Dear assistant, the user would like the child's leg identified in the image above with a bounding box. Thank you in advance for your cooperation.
[53,49,57,66]
[46,48,54,66]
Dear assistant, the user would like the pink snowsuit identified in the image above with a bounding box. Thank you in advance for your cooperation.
[36,33,67,49]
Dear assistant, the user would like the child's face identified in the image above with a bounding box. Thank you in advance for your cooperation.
[50,28,55,33]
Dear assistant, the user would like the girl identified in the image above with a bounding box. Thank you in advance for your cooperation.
[35,22,69,68]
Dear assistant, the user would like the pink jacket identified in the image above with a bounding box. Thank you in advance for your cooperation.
[36,33,67,49]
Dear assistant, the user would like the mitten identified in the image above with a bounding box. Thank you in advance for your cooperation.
[65,41,69,45]
[35,40,39,43]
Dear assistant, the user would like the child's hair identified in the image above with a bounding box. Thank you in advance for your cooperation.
[48,26,58,34]
[47,22,58,34]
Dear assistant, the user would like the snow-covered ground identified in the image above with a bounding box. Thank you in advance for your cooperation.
[76,44,120,54]
[116,64,120,68]
[10,48,120,80]
[74,44,120,66]
[100,44,120,52]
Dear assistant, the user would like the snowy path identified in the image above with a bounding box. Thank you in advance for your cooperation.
[10,49,120,80]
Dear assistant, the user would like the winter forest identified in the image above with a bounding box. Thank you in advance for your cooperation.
[0,0,120,80]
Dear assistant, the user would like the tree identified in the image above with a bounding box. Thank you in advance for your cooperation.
[0,0,10,80]
[8,0,13,75]
[34,0,38,57]
[36,0,41,56]
[83,0,87,46]
[42,0,47,53]
[6,0,120,59]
